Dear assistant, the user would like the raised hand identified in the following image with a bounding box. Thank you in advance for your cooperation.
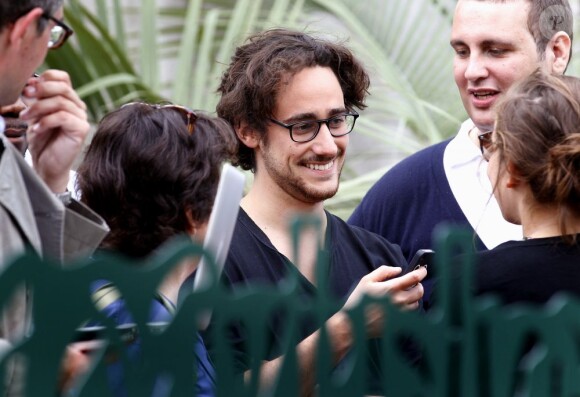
[342,265,426,338]
[20,70,89,193]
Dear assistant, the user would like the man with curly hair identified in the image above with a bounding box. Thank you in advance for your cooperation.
[211,28,427,395]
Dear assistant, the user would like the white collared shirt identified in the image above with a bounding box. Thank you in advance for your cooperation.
[443,119,521,248]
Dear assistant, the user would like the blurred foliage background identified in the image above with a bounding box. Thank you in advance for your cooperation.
[44,0,580,219]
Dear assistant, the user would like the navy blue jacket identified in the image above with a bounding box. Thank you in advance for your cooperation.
[348,139,484,308]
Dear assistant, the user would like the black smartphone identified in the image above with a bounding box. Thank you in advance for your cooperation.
[403,249,434,290]
[405,249,434,275]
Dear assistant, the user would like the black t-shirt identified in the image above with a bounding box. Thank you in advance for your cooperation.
[473,235,580,305]
[442,235,580,308]
[205,208,407,372]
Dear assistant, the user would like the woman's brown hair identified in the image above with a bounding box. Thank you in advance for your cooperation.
[77,103,238,258]
[494,70,580,242]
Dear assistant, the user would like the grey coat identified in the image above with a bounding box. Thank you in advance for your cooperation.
[0,123,109,395]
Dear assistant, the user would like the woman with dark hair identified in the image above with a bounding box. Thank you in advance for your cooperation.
[470,70,580,304]
[75,102,237,396]
[78,103,236,263]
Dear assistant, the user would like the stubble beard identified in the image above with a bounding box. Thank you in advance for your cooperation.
[260,145,342,205]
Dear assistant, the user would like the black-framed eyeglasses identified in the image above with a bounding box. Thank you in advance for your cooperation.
[41,13,74,50]
[478,130,494,161]
[269,112,359,143]
[122,102,198,134]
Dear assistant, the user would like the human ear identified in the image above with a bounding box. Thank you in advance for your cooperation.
[547,31,572,75]
[185,210,208,244]
[236,122,260,149]
[8,8,44,47]
[184,208,196,235]
[505,161,522,189]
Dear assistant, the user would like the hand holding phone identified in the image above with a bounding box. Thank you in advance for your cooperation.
[406,249,434,272]
[404,249,434,289]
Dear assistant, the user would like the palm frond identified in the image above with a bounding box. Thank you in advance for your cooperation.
[311,0,463,144]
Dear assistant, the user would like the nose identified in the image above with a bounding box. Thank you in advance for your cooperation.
[311,123,340,156]
[464,54,488,82]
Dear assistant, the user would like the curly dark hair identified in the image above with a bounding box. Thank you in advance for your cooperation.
[216,28,370,171]
[0,0,61,31]
[77,103,238,258]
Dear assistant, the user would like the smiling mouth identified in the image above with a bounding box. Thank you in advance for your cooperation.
[472,91,497,100]
[306,161,334,171]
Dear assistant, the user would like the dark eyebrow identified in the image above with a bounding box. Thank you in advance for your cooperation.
[328,108,348,116]
[450,39,514,48]
[283,108,347,124]
[450,39,465,48]
[481,39,514,47]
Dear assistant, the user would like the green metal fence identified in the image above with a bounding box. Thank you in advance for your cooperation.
[1,226,579,396]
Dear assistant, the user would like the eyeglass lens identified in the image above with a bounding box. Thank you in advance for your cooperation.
[48,26,65,48]
[478,131,494,161]
[291,114,357,142]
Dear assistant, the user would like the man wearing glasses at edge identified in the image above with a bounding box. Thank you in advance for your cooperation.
[0,1,108,395]
[348,0,573,310]
[205,28,427,396]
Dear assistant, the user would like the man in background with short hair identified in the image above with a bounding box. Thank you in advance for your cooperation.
[349,0,573,309]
